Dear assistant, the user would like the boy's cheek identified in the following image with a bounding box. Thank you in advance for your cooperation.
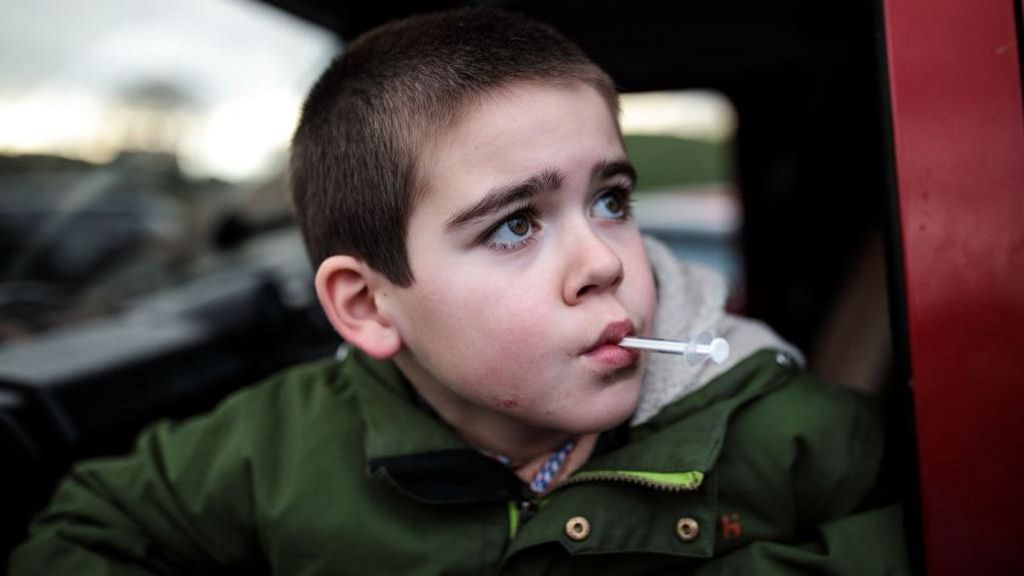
[404,299,550,377]
[453,324,551,377]
[626,255,658,331]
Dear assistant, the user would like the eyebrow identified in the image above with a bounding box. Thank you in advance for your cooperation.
[593,159,637,186]
[445,169,564,231]
[443,159,637,232]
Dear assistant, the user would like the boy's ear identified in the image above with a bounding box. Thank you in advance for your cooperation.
[315,255,402,360]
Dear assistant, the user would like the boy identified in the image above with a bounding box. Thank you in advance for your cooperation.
[11,8,908,575]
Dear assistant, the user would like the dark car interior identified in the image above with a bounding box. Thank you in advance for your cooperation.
[0,0,919,566]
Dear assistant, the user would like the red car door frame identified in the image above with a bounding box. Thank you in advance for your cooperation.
[883,0,1024,572]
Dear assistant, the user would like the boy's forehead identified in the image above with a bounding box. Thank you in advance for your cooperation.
[415,81,624,207]
[459,81,619,144]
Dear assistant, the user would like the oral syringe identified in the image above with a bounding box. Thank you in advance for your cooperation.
[619,332,730,367]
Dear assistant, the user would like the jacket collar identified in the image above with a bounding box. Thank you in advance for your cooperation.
[343,347,794,504]
[344,350,524,503]
[584,349,792,475]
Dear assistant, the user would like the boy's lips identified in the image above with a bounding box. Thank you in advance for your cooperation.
[582,320,640,369]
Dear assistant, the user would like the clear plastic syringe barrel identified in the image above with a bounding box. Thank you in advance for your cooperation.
[618,331,730,366]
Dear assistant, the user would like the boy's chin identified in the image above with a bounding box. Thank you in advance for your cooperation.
[553,388,641,434]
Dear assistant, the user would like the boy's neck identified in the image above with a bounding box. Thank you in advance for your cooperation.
[449,407,572,465]
[511,433,598,490]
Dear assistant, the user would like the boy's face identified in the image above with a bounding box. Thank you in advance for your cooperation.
[381,81,656,435]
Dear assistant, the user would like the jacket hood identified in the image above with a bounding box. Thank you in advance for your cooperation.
[633,236,804,425]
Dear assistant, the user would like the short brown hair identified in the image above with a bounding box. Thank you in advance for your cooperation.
[290,8,618,285]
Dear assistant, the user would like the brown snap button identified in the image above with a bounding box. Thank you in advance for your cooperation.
[675,517,700,542]
[565,516,591,541]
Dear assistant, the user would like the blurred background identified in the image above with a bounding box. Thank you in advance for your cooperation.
[0,0,745,344]
[0,0,337,340]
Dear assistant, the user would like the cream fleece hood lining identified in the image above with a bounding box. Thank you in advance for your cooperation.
[632,236,804,426]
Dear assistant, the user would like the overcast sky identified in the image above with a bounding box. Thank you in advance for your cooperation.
[0,0,338,105]
[0,1,732,181]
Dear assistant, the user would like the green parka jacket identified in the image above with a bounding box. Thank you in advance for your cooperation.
[10,348,908,575]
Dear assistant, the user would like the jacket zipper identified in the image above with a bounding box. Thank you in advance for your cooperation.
[554,470,704,493]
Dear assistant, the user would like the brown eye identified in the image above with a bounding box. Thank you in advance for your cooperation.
[484,210,538,251]
[592,190,630,219]
[603,195,621,214]
[507,215,530,235]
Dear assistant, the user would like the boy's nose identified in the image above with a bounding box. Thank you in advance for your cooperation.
[562,226,624,305]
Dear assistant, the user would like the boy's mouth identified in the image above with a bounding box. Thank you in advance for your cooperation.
[588,319,635,349]
[582,320,640,369]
